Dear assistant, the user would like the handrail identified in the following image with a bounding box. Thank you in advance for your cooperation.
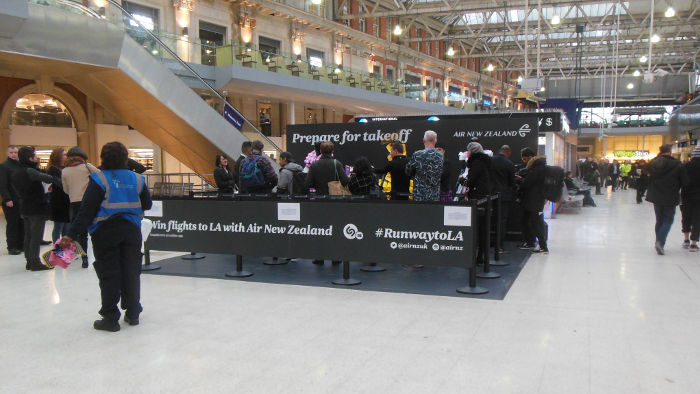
[38,0,282,153]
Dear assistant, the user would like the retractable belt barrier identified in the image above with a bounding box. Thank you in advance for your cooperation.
[144,195,502,294]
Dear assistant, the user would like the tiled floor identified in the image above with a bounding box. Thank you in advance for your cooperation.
[1,189,699,393]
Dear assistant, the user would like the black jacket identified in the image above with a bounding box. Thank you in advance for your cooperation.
[11,162,60,216]
[0,157,21,203]
[48,166,71,222]
[519,156,547,212]
[374,155,409,196]
[490,153,516,201]
[305,155,348,195]
[682,158,700,203]
[646,155,688,206]
[213,166,235,194]
[440,159,452,193]
[466,152,491,200]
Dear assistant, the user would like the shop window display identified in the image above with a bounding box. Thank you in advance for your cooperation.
[12,94,74,128]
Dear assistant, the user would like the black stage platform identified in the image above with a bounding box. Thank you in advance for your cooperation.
[143,242,531,300]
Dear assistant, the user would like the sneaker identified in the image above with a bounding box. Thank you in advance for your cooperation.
[683,240,690,249]
[8,249,22,255]
[655,242,665,255]
[518,243,534,250]
[124,316,139,326]
[531,246,549,254]
[93,319,120,332]
[690,245,699,252]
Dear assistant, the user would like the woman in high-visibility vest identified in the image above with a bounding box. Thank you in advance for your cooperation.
[61,141,152,332]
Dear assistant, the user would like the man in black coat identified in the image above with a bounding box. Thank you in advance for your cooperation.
[517,147,548,254]
[490,145,516,251]
[681,146,700,251]
[305,141,348,195]
[464,142,492,265]
[12,146,60,271]
[233,141,252,190]
[374,141,409,200]
[0,145,23,254]
[646,144,689,255]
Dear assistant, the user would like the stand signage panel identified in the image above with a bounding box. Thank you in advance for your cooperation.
[146,200,473,267]
[286,114,539,188]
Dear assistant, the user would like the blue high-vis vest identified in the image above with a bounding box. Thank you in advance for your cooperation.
[88,169,144,234]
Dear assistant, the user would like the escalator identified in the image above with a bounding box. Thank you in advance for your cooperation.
[0,0,280,175]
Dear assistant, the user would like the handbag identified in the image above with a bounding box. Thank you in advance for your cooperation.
[328,160,351,196]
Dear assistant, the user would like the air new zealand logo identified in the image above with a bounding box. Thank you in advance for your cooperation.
[518,124,532,137]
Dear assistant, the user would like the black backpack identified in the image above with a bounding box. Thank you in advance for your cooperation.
[542,165,565,202]
[288,168,307,194]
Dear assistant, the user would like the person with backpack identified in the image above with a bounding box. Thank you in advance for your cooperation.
[277,152,305,195]
[238,140,277,193]
[516,147,549,254]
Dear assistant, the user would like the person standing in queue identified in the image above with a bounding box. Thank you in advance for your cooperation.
[0,145,24,255]
[374,141,410,200]
[463,142,492,264]
[681,146,700,251]
[405,130,443,202]
[47,148,71,243]
[62,147,99,268]
[517,147,549,254]
[490,145,517,252]
[60,142,152,332]
[213,154,234,196]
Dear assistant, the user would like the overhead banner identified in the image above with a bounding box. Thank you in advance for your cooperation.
[145,200,474,267]
[287,113,540,189]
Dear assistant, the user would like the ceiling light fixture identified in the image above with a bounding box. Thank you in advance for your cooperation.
[633,70,641,77]
[627,83,634,90]
[311,0,322,5]
[665,6,675,18]
[651,34,660,43]
[540,86,546,92]
[393,24,403,35]
[446,46,455,57]
[640,55,648,63]
[486,64,494,72]
[517,76,523,83]
[551,15,561,25]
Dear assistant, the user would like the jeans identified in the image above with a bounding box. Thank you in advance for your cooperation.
[23,214,46,268]
[52,221,67,243]
[91,218,143,322]
[654,204,676,246]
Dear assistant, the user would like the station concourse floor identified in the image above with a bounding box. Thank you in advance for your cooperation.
[1,189,700,393]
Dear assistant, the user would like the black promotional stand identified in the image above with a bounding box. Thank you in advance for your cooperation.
[225,255,253,278]
[141,248,161,271]
[182,252,206,260]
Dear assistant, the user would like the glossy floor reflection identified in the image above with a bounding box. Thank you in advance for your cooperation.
[1,190,699,393]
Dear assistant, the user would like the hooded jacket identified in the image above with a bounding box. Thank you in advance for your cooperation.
[277,161,304,194]
[646,154,688,206]
[466,152,491,200]
[519,155,547,212]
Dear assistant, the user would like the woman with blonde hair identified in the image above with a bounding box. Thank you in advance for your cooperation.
[47,148,70,243]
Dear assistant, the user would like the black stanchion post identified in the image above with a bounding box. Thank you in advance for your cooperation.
[332,260,361,286]
[182,252,206,260]
[478,197,501,279]
[225,255,253,278]
[264,257,289,265]
[360,262,386,272]
[457,201,488,295]
[141,247,161,271]
[491,194,509,267]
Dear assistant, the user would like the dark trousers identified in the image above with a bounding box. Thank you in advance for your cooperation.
[23,214,45,268]
[91,218,143,322]
[495,201,513,249]
[636,185,647,203]
[653,204,676,246]
[2,202,24,250]
[681,203,700,242]
[523,210,547,248]
[70,202,88,256]
[476,212,489,264]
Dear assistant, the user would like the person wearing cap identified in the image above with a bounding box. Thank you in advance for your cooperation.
[645,144,689,255]
[680,146,700,251]
[277,151,304,195]
[61,146,99,268]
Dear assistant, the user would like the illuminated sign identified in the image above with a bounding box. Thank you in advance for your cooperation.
[614,151,648,157]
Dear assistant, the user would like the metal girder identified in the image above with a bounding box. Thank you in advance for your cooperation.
[337,0,610,19]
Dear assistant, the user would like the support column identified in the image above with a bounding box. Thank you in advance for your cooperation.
[84,99,98,161]
[0,127,10,157]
